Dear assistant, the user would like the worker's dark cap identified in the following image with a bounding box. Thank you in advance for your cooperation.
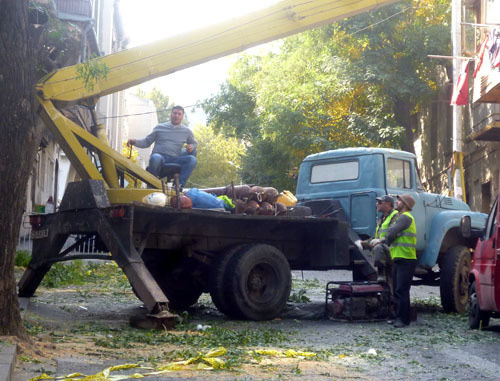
[376,195,394,206]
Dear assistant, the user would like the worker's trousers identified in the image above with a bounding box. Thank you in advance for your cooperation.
[373,244,393,291]
[393,258,417,325]
[148,149,197,186]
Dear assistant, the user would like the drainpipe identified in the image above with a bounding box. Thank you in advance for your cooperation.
[81,21,94,61]
[451,0,463,200]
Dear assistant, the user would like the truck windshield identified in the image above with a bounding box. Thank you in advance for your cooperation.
[386,158,412,189]
[310,160,358,183]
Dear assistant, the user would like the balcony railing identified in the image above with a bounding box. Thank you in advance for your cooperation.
[473,70,500,103]
[471,111,500,141]
[54,0,92,19]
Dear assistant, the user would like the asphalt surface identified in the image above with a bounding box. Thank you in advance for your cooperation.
[9,270,500,380]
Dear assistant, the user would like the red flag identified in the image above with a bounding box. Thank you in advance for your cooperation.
[473,35,489,78]
[450,61,470,106]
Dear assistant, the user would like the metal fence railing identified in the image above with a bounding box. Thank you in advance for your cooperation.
[17,230,107,255]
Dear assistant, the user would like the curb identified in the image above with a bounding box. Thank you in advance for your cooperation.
[0,298,29,381]
[0,340,17,381]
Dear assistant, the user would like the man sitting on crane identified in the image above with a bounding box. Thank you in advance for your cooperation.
[128,105,197,188]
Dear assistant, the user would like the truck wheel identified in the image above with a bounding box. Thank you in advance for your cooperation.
[209,245,247,317]
[142,251,203,311]
[468,280,490,329]
[158,270,204,311]
[226,244,291,321]
[439,245,471,313]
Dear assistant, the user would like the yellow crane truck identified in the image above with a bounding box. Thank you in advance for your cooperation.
[19,0,399,327]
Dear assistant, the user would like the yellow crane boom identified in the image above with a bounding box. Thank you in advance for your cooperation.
[37,0,398,203]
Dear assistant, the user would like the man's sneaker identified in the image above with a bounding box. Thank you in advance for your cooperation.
[393,319,408,328]
[387,319,394,325]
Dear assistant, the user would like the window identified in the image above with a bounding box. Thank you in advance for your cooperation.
[484,198,497,240]
[482,181,492,214]
[387,158,411,189]
[310,161,358,183]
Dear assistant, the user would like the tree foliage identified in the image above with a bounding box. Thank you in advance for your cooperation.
[203,0,450,189]
[189,125,245,188]
[76,55,110,91]
[136,87,178,124]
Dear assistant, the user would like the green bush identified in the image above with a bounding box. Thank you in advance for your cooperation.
[41,261,129,289]
[15,250,31,267]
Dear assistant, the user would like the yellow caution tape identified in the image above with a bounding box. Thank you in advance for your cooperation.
[107,364,141,372]
[28,346,237,380]
[29,375,54,381]
[204,346,227,358]
[253,349,317,358]
[284,349,316,358]
[202,357,225,369]
[62,373,85,379]
[254,349,281,356]
[155,346,227,372]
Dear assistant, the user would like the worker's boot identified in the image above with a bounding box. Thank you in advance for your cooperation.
[376,267,387,283]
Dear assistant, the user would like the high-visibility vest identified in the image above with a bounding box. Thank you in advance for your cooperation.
[390,211,417,260]
[375,210,399,239]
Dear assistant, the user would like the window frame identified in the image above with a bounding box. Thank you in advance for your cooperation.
[386,158,412,190]
[310,160,359,184]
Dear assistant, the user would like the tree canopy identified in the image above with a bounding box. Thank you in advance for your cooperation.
[203,0,451,190]
[188,124,245,188]
[136,87,175,124]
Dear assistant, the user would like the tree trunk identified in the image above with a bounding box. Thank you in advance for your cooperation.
[0,0,39,337]
[394,97,417,155]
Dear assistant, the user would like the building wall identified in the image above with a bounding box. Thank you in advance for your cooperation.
[418,0,500,215]
[24,0,126,218]
[124,92,159,168]
[416,66,454,197]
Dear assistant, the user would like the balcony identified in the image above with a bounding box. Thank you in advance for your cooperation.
[54,0,92,20]
[471,108,500,141]
[473,70,500,103]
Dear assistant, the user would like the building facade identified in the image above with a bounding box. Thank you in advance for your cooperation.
[418,0,500,214]
[20,0,156,244]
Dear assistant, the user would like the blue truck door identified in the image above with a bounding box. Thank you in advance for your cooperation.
[350,191,377,235]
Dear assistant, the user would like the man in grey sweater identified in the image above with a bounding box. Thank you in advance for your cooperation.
[128,106,197,187]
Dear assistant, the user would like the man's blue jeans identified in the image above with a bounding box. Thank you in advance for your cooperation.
[148,149,197,186]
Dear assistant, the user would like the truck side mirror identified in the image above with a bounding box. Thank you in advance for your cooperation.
[460,215,471,238]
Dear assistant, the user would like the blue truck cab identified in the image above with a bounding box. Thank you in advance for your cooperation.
[296,147,487,313]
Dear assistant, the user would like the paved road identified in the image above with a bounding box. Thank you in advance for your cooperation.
[13,269,500,380]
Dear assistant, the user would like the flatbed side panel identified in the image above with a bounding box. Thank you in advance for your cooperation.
[130,205,350,269]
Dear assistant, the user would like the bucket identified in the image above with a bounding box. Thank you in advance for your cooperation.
[277,190,297,206]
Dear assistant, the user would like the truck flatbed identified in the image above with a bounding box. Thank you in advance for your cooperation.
[19,180,359,324]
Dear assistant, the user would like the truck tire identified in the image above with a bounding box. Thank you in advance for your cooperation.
[468,280,490,329]
[209,244,247,317]
[142,250,203,311]
[439,245,471,313]
[225,244,291,321]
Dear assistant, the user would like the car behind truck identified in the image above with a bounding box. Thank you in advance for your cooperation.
[468,179,500,328]
[296,147,487,313]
